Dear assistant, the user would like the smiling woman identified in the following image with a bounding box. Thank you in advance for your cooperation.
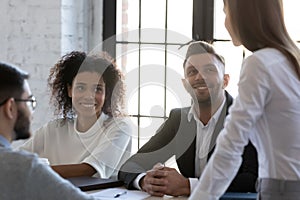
[68,72,106,132]
[19,51,132,179]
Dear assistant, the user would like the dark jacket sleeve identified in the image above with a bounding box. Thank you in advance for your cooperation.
[118,109,181,189]
[227,141,258,192]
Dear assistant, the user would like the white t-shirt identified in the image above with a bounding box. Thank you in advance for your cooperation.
[21,113,132,179]
[190,48,300,200]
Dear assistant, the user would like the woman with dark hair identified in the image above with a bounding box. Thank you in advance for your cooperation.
[21,51,132,179]
[190,0,300,199]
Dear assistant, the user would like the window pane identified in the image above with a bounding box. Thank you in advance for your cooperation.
[141,0,166,29]
[139,117,165,147]
[139,45,166,116]
[166,44,186,77]
[116,44,140,115]
[140,0,166,43]
[214,42,244,98]
[283,0,300,41]
[116,0,140,42]
[214,0,231,40]
[131,117,165,151]
[167,29,193,45]
[165,78,190,115]
[140,45,165,95]
[116,44,140,73]
[116,43,140,73]
[166,46,191,113]
[140,83,165,116]
[140,44,165,67]
[167,0,193,42]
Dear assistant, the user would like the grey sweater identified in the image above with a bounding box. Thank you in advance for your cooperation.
[0,141,96,200]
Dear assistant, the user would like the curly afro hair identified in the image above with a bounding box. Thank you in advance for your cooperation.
[48,51,126,122]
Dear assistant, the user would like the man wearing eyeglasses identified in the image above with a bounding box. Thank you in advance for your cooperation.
[0,62,96,200]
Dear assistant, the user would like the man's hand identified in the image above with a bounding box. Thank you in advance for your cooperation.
[140,163,190,197]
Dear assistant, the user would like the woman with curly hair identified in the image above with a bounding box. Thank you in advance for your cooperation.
[21,51,132,179]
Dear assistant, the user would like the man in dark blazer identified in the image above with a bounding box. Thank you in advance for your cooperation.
[118,41,258,197]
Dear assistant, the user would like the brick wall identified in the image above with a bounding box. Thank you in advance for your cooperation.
[0,0,62,133]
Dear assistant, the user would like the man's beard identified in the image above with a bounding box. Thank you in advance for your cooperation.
[14,109,31,140]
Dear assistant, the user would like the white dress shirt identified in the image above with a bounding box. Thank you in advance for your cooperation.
[189,48,300,200]
[188,97,226,193]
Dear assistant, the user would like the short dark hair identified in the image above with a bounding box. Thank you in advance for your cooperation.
[183,41,225,67]
[0,62,29,102]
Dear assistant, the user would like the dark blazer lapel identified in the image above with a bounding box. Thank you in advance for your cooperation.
[177,91,233,177]
[207,103,227,159]
[208,91,233,159]
[176,108,197,178]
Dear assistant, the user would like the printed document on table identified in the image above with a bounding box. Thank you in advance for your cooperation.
[90,188,150,200]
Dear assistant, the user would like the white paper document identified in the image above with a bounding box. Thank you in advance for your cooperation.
[91,188,150,200]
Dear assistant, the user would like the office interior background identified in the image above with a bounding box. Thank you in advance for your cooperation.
[1,0,299,151]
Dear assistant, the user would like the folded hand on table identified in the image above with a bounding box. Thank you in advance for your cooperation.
[140,163,190,197]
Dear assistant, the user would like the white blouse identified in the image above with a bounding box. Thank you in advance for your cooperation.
[190,48,300,200]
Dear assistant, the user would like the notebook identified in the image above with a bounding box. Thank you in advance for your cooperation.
[67,176,124,191]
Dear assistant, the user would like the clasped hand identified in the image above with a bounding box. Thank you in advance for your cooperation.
[140,163,190,197]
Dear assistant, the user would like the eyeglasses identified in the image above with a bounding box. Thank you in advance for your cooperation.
[15,96,37,111]
[0,96,37,111]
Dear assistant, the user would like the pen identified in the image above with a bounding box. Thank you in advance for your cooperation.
[114,191,127,198]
